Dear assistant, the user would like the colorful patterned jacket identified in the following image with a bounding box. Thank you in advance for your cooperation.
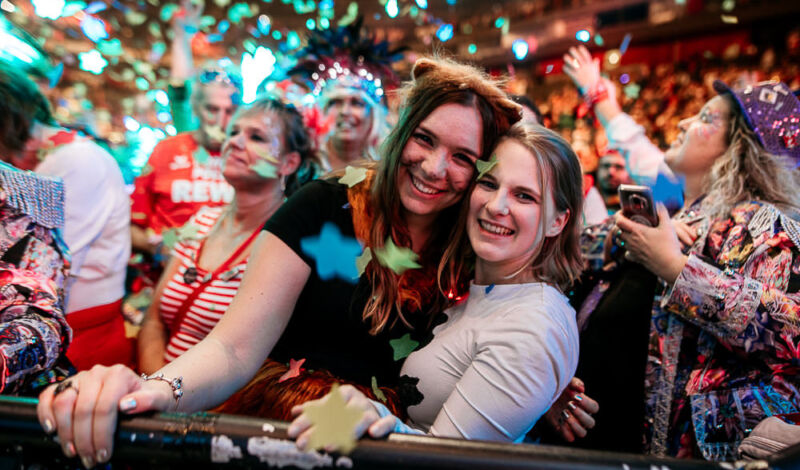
[650,200,799,460]
[580,199,800,461]
[0,164,71,395]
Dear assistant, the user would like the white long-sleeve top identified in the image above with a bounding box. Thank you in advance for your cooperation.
[391,282,579,443]
[36,140,131,313]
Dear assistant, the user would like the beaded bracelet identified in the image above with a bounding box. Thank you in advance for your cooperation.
[141,372,184,407]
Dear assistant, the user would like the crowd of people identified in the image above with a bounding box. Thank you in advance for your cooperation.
[0,7,797,468]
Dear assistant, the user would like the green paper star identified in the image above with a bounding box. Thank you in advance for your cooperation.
[355,247,372,278]
[193,146,210,165]
[374,237,421,275]
[338,166,368,188]
[254,147,279,164]
[125,11,148,25]
[251,160,278,179]
[302,383,362,454]
[204,124,226,142]
[371,376,387,403]
[161,228,178,250]
[389,333,419,361]
[97,39,123,57]
[475,153,498,180]
[624,83,641,99]
[178,222,202,241]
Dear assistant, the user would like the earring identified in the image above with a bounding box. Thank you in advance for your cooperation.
[280,174,287,192]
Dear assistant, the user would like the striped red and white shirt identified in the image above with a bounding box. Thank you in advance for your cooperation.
[159,206,252,363]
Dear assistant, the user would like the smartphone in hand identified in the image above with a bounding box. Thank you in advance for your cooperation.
[618,184,658,227]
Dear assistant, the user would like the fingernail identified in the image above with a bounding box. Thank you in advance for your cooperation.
[43,418,55,433]
[568,402,577,411]
[574,394,583,401]
[561,411,571,420]
[64,441,76,458]
[119,397,137,412]
[81,455,95,468]
[96,449,108,463]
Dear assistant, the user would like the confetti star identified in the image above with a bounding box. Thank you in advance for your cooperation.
[78,50,108,75]
[371,376,387,403]
[278,358,306,383]
[374,237,421,275]
[161,228,178,250]
[204,124,227,142]
[302,384,363,454]
[177,222,202,241]
[301,223,362,282]
[253,147,280,164]
[337,166,368,188]
[251,160,278,179]
[355,247,372,278]
[475,153,498,180]
[623,83,641,99]
[193,146,210,165]
[390,333,419,361]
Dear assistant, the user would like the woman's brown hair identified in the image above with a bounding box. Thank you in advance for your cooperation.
[361,57,521,334]
[440,123,585,291]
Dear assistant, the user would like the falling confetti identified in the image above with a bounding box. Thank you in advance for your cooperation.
[475,153,498,180]
[300,223,363,282]
[354,247,372,277]
[390,333,419,361]
[374,237,421,275]
[301,384,363,454]
[337,166,368,188]
[278,358,306,382]
[251,160,278,178]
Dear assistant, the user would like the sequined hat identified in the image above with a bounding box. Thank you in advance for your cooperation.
[713,79,800,162]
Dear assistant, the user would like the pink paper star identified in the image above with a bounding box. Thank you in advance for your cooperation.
[48,130,78,147]
[278,358,306,383]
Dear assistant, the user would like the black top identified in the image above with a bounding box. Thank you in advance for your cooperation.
[263,179,427,387]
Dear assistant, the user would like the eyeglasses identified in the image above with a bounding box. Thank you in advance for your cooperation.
[198,68,243,90]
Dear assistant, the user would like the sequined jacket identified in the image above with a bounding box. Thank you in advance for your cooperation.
[0,165,71,394]
[580,199,800,461]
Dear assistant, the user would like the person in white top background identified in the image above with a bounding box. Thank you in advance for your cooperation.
[0,63,133,371]
[289,122,585,444]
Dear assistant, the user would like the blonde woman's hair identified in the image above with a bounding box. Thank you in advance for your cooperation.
[439,122,585,292]
[703,94,800,220]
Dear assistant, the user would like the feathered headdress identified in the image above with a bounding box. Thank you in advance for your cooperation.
[287,17,406,104]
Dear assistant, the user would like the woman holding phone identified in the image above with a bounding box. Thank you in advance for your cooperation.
[560,45,800,460]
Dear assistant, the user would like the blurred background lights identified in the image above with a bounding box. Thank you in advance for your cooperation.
[123,116,140,132]
[576,29,591,42]
[80,15,108,43]
[385,0,398,18]
[512,39,528,60]
[494,17,505,28]
[241,46,276,103]
[468,43,477,54]
[78,49,107,74]
[436,23,453,42]
[620,73,630,84]
[32,0,64,19]
[415,0,427,8]
[305,18,315,29]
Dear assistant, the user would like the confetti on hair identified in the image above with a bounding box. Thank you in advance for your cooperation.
[374,237,421,274]
[354,247,372,278]
[338,166,368,188]
[371,376,387,403]
[475,153,498,180]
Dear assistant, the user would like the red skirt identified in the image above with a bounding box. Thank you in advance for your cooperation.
[65,299,136,371]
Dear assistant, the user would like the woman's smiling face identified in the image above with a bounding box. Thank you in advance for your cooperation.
[396,102,483,223]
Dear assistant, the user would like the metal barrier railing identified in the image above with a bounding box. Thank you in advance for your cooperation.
[1,396,796,469]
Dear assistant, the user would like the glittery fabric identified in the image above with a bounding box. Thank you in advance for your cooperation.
[579,199,800,460]
[0,174,70,395]
[713,80,800,162]
[647,200,800,460]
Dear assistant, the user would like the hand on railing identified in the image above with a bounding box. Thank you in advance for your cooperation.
[543,377,599,442]
[36,365,174,468]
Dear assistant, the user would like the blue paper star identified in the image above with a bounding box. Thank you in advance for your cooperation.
[300,222,363,283]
